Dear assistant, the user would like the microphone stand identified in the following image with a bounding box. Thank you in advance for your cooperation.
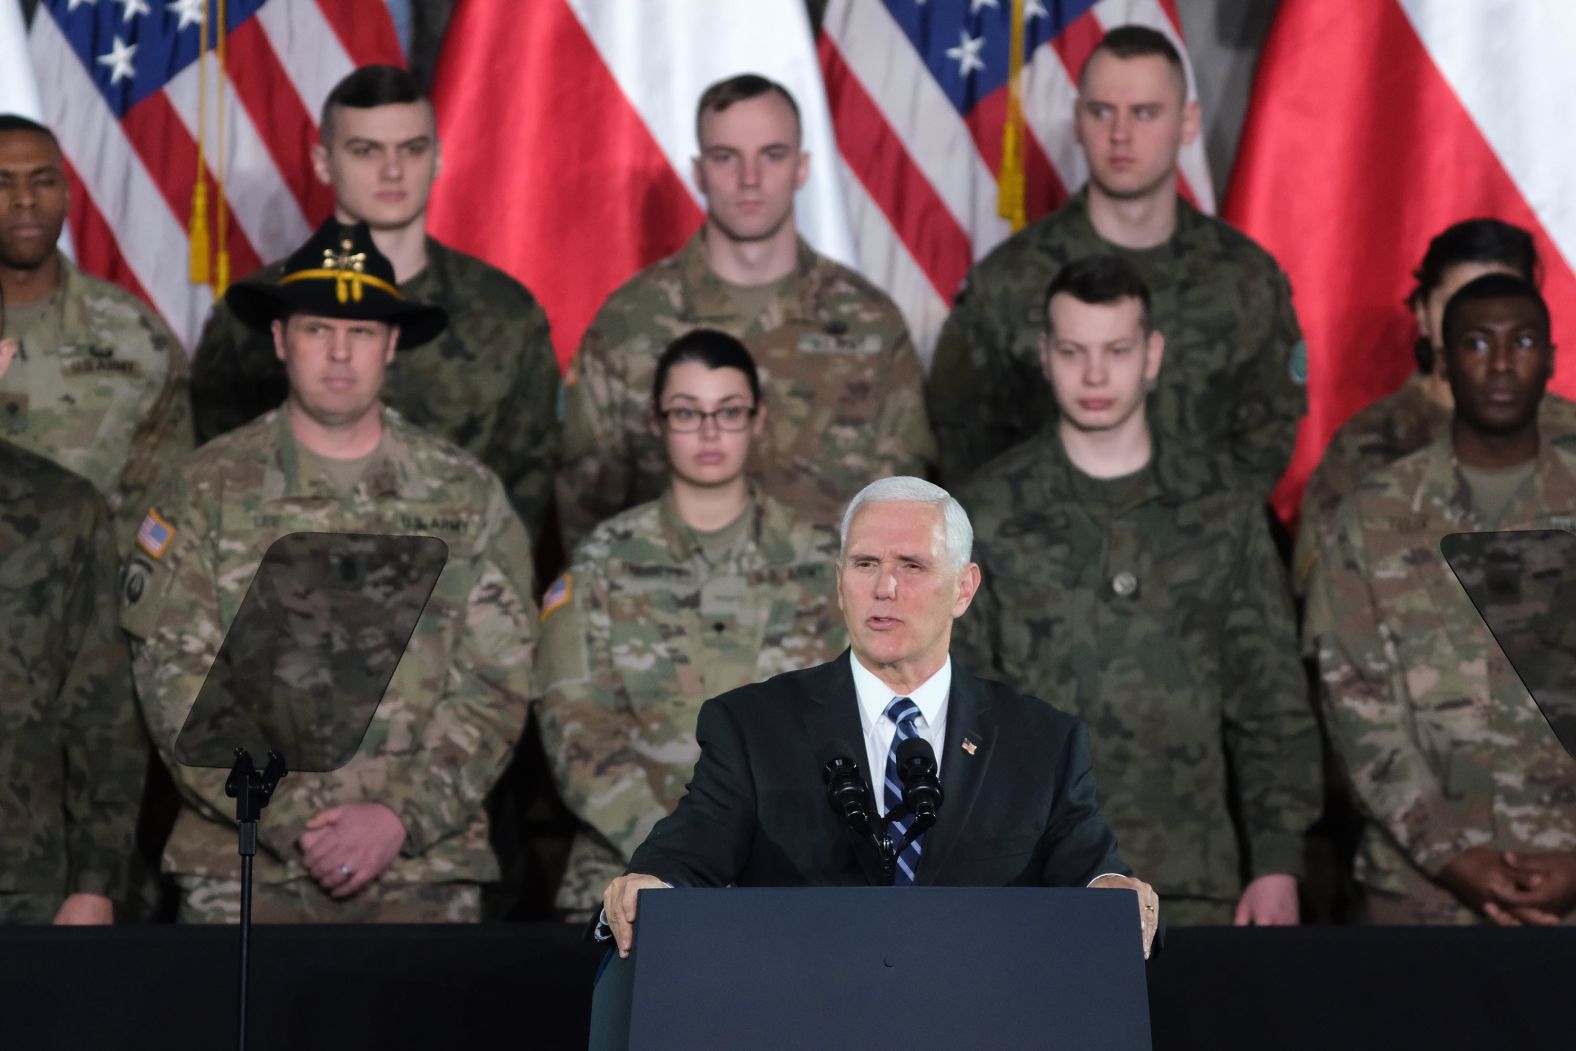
[225,747,288,1051]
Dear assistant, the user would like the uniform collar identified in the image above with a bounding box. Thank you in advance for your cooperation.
[1034,424,1211,508]
[267,405,433,503]
[673,228,827,328]
[1411,427,1576,528]
[655,485,800,567]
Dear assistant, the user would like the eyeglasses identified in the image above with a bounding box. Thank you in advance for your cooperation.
[657,405,758,432]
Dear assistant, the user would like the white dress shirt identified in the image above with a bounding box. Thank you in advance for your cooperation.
[850,651,950,815]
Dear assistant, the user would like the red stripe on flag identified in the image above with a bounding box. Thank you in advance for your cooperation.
[819,35,972,304]
[428,0,701,365]
[962,83,1006,180]
[226,17,336,228]
[1226,0,1576,522]
[118,92,265,279]
[63,156,157,313]
[314,0,404,68]
[1049,9,1104,89]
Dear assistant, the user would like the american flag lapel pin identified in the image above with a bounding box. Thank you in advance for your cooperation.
[961,737,978,756]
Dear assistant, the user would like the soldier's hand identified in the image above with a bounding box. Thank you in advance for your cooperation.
[603,873,667,959]
[300,803,407,898]
[52,893,113,925]
[1090,874,1159,959]
[1234,873,1300,926]
[1439,847,1525,920]
[1497,851,1576,920]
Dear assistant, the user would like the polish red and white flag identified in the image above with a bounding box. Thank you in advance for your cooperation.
[1227,0,1576,521]
[428,0,857,365]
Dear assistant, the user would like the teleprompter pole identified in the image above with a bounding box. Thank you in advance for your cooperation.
[226,748,288,1051]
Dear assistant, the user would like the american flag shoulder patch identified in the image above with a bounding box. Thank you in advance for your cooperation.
[136,509,175,560]
[541,572,572,621]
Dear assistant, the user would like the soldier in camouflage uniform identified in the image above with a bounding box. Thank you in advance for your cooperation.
[926,27,1303,494]
[0,439,144,925]
[954,257,1320,926]
[1295,218,1576,591]
[0,114,193,548]
[123,221,538,924]
[539,330,846,918]
[1305,273,1576,925]
[557,74,934,550]
[189,67,559,540]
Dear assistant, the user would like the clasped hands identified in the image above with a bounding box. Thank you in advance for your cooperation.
[1440,847,1576,925]
[298,802,407,898]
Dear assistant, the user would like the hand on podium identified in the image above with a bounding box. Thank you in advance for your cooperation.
[604,872,668,958]
[1089,874,1160,958]
[52,893,113,925]
[300,802,407,898]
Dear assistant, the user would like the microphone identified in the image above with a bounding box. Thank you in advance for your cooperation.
[822,752,875,830]
[896,736,944,824]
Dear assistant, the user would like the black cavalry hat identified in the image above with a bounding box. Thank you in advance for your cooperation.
[225,219,447,348]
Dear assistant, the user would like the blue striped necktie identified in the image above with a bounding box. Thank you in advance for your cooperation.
[883,696,925,886]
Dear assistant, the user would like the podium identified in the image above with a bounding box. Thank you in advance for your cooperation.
[591,887,1151,1050]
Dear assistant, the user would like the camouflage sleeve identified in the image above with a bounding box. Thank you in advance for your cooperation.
[482,296,559,541]
[555,317,635,552]
[1305,508,1489,876]
[189,297,288,445]
[59,492,145,898]
[867,320,937,479]
[1231,267,1307,495]
[926,275,1031,485]
[122,479,338,861]
[387,483,538,856]
[111,316,195,549]
[1220,504,1321,880]
[534,561,674,864]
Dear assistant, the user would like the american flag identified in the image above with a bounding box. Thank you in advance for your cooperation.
[818,0,1213,360]
[30,0,403,349]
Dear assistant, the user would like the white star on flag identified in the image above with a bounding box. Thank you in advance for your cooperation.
[117,0,151,21]
[945,30,986,77]
[96,35,138,84]
[67,0,98,11]
[969,0,1000,14]
[167,0,205,31]
[1025,0,1049,20]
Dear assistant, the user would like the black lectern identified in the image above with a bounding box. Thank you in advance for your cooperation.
[591,887,1151,1050]
[175,532,448,1051]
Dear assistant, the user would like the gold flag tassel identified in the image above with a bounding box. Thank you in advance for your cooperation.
[187,0,211,284]
[214,0,230,295]
[997,0,1028,232]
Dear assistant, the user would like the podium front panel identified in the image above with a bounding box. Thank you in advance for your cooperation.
[626,886,1150,1050]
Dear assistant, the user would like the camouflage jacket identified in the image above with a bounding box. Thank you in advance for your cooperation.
[954,429,1320,900]
[1294,374,1576,590]
[189,237,560,540]
[556,231,936,549]
[536,489,846,910]
[927,189,1305,494]
[0,440,143,902]
[0,254,194,549]
[121,407,538,886]
[1304,433,1576,896]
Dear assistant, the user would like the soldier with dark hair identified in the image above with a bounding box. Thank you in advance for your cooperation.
[557,73,934,550]
[1306,273,1576,925]
[126,221,537,924]
[1295,218,1576,590]
[190,65,560,541]
[955,255,1320,926]
[538,329,845,919]
[927,25,1305,497]
[0,112,193,549]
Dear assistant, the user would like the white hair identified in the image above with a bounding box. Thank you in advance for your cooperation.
[838,476,974,573]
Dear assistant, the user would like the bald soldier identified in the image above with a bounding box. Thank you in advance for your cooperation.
[927,26,1303,495]
[124,220,538,923]
[557,73,934,550]
[0,114,192,547]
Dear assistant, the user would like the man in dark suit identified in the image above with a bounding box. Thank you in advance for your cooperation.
[602,476,1159,958]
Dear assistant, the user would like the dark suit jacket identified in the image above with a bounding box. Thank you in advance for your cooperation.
[628,651,1129,888]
